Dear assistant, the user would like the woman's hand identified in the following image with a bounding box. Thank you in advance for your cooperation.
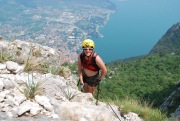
[94,79,101,86]
[80,83,84,89]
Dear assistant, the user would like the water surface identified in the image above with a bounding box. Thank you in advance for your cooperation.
[94,0,180,62]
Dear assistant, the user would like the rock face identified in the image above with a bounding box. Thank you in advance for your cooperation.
[0,61,143,121]
[160,86,180,120]
[0,39,75,66]
[0,40,143,121]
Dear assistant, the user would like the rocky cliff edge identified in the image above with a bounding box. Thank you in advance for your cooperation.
[0,40,143,121]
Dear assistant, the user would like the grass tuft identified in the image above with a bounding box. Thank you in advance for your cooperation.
[17,73,48,99]
[112,97,167,121]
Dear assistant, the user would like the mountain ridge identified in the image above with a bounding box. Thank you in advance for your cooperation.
[149,22,180,55]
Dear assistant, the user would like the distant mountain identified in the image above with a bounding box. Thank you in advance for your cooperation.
[149,22,180,55]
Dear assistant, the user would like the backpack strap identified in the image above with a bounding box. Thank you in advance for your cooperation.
[92,53,100,70]
[92,52,98,65]
[80,52,84,63]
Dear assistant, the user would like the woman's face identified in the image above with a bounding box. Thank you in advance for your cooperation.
[83,47,93,56]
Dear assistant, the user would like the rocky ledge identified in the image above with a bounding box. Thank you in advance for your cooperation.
[0,39,143,121]
[0,60,143,121]
[0,39,76,66]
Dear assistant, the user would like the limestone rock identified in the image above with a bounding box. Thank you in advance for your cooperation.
[6,61,19,72]
[0,78,4,90]
[0,40,144,121]
[35,95,54,112]
[18,100,32,116]
[0,63,6,70]
[174,105,180,120]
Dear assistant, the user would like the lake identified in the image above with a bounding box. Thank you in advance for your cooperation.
[94,0,180,62]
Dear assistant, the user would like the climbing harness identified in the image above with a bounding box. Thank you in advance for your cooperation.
[95,84,122,121]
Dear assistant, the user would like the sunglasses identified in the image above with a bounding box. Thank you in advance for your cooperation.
[83,48,93,51]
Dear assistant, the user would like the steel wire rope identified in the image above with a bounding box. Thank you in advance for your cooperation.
[96,84,122,121]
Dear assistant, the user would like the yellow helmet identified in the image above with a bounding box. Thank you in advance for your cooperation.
[82,39,95,48]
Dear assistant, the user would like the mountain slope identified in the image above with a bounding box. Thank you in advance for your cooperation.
[97,22,180,119]
[103,54,180,107]
[149,22,180,55]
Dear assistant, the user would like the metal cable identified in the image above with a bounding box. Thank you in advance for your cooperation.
[96,84,122,121]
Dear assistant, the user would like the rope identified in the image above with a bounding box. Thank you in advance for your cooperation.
[96,84,122,121]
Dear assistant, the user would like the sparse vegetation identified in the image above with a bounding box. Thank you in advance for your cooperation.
[23,45,33,72]
[23,45,49,73]
[32,47,42,57]
[18,73,46,99]
[55,83,78,101]
[48,65,60,75]
[62,61,78,74]
[0,48,13,62]
[104,97,168,121]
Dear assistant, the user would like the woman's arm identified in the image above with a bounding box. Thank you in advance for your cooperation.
[95,55,107,80]
[78,54,84,84]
